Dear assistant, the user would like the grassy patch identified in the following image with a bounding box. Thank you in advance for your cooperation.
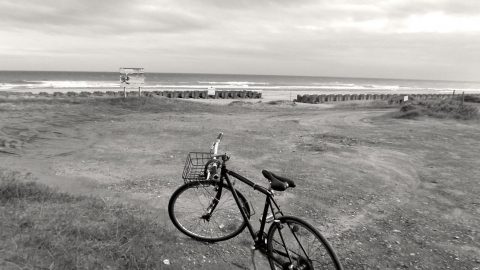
[265,100,296,106]
[0,96,219,114]
[334,100,398,109]
[462,95,480,103]
[393,99,479,120]
[228,100,256,106]
[0,172,178,269]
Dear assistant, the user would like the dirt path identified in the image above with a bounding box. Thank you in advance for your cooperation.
[1,97,479,269]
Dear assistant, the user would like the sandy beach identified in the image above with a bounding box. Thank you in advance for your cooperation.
[1,95,479,269]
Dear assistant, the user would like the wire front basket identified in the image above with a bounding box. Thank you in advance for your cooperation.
[182,152,212,183]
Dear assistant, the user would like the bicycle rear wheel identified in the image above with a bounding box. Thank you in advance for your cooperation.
[266,216,343,270]
[168,180,250,242]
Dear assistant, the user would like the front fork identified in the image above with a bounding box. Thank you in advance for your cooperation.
[200,183,222,221]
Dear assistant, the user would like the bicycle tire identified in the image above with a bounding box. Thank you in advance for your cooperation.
[168,180,250,242]
[266,216,343,270]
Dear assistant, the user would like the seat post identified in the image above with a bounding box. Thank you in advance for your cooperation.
[257,196,271,242]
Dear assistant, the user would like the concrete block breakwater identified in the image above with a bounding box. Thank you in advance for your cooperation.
[295,93,480,104]
[0,90,262,99]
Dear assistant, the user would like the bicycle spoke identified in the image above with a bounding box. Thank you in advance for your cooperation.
[267,217,341,269]
[169,181,248,242]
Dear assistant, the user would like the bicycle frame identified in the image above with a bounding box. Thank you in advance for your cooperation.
[218,161,284,251]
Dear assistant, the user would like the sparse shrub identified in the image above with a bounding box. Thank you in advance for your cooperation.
[266,100,296,106]
[400,104,418,112]
[395,109,423,119]
[394,99,478,120]
[228,100,251,106]
[463,95,480,103]
[335,100,395,109]
[455,103,480,119]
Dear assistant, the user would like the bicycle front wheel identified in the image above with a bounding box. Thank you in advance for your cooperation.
[168,180,250,242]
[267,216,343,270]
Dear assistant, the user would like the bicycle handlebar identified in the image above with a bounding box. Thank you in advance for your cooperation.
[211,132,223,155]
[206,133,224,180]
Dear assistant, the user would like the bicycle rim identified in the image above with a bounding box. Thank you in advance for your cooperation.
[168,180,249,242]
[267,216,343,270]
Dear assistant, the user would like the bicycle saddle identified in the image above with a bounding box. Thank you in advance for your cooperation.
[262,170,296,191]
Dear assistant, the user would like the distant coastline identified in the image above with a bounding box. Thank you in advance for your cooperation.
[1,70,480,94]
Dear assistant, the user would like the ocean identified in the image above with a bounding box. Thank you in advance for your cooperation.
[1,70,479,93]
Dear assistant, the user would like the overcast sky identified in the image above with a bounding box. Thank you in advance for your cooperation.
[0,0,479,81]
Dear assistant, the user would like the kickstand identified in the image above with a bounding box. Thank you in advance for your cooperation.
[250,246,258,270]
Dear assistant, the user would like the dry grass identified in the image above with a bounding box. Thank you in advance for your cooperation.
[228,100,256,106]
[0,171,179,270]
[0,96,219,114]
[462,95,480,103]
[334,100,398,109]
[264,100,296,106]
[393,99,479,120]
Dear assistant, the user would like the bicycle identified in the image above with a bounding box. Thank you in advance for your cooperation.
[168,133,343,270]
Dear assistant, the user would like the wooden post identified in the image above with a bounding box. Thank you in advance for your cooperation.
[138,87,141,97]
[461,91,464,105]
[123,87,126,98]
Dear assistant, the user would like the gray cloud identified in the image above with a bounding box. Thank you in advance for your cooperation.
[0,0,479,80]
[2,0,478,35]
[383,0,480,17]
[0,0,210,34]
